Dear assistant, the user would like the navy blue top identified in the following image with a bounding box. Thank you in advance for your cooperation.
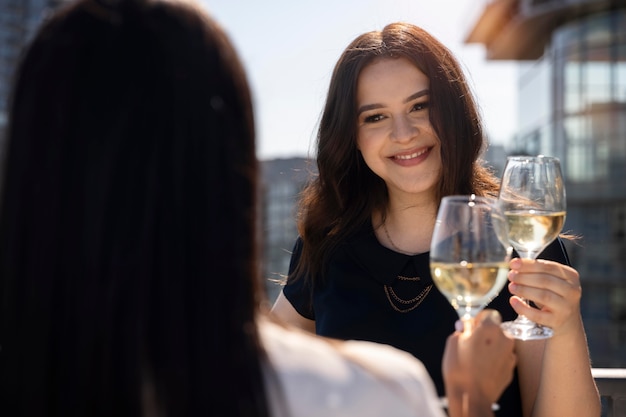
[283,221,570,417]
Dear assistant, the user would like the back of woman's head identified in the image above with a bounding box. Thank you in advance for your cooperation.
[0,0,268,416]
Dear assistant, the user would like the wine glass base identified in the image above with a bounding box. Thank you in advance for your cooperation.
[501,320,553,340]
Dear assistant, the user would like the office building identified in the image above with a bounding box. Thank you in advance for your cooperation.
[0,0,67,147]
[260,157,313,303]
[467,0,626,366]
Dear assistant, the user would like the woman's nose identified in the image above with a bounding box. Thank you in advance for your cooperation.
[390,116,417,142]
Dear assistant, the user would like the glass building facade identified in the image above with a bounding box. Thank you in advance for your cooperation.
[554,10,626,367]
[260,158,313,303]
[469,1,626,367]
[0,0,68,153]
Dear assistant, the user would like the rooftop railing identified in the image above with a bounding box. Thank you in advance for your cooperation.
[594,368,626,417]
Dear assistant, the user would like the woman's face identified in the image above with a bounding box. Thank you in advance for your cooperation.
[356,57,441,200]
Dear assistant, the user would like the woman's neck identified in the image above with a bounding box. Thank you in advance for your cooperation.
[374,194,438,255]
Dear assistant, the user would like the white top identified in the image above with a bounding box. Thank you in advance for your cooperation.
[259,319,446,417]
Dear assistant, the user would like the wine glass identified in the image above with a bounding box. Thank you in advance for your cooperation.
[498,155,566,340]
[430,195,512,335]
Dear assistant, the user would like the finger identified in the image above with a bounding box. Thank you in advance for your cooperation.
[455,319,464,332]
[508,269,579,303]
[510,257,560,272]
[442,332,460,372]
[509,278,581,315]
[509,295,569,329]
[509,296,552,325]
[508,268,562,290]
[510,258,580,285]
[509,281,565,308]
[512,298,565,329]
[475,309,502,326]
[473,313,514,350]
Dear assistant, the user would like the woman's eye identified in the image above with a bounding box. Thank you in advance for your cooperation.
[363,114,384,123]
[412,101,429,112]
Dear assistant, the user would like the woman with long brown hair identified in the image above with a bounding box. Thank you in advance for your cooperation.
[272,22,600,417]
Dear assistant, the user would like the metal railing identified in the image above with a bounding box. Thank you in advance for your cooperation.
[593,368,626,417]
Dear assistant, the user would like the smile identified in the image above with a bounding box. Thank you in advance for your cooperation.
[393,148,428,160]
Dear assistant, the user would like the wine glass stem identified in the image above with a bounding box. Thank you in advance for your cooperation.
[515,311,534,324]
[516,252,538,323]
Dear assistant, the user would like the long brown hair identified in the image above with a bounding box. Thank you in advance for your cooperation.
[293,22,499,282]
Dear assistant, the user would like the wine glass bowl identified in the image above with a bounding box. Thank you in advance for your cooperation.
[498,155,567,340]
[503,210,565,260]
[430,195,512,333]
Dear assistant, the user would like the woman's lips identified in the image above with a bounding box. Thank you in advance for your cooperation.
[393,148,429,160]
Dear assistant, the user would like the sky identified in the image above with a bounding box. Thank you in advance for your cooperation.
[201,0,519,160]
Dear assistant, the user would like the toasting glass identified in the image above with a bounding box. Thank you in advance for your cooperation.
[430,195,512,334]
[498,155,566,340]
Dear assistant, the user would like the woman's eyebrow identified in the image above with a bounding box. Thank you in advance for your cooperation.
[357,89,430,116]
[404,89,430,103]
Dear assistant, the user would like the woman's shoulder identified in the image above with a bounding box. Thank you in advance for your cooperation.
[259,318,445,417]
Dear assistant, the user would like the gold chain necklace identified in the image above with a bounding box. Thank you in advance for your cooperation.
[382,220,416,255]
[384,280,433,313]
[381,220,432,312]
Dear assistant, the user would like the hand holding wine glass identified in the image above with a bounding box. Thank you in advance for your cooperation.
[430,195,512,412]
[498,155,566,340]
[442,310,516,416]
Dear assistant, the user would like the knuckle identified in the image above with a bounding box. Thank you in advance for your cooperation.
[533,289,554,306]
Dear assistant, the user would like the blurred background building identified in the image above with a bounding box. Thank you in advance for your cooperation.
[260,157,313,302]
[466,0,626,369]
[0,0,65,155]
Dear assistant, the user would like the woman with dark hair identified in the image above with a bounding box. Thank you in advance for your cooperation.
[0,0,263,414]
[0,1,517,417]
[272,22,600,417]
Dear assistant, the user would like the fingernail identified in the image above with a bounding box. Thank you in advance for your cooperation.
[510,258,522,269]
[455,320,464,332]
[487,310,502,324]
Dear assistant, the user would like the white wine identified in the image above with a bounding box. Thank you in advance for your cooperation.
[504,210,565,257]
[430,261,509,317]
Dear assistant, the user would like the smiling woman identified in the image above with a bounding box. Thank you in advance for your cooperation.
[271,21,600,417]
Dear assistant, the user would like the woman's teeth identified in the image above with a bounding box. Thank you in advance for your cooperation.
[395,149,427,160]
